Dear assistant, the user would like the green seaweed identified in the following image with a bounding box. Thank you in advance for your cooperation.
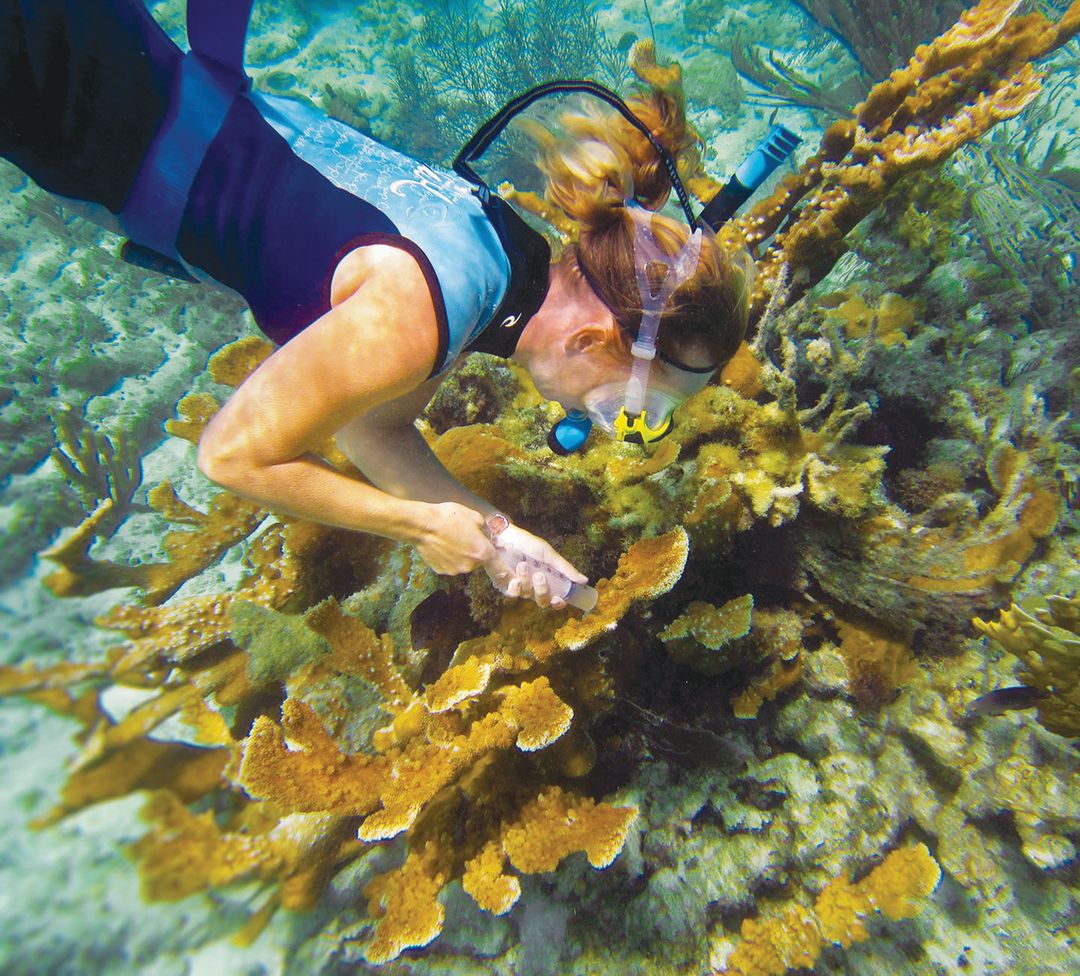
[230,600,333,684]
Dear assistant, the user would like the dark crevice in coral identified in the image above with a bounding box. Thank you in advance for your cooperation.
[744,872,798,913]
[933,869,982,928]
[413,587,483,686]
[893,728,964,797]
[589,638,755,786]
[290,530,385,607]
[855,394,947,487]
[585,723,645,796]
[690,801,726,830]
[731,522,804,599]
[730,775,787,811]
[798,508,997,653]
[965,811,1080,904]
[229,684,287,740]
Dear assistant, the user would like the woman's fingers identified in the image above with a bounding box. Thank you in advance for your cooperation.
[531,570,550,607]
[504,563,560,609]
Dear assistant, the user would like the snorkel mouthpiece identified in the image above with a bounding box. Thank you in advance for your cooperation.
[548,409,593,455]
[614,408,672,444]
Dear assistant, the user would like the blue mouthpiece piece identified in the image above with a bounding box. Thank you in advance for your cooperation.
[698,124,802,230]
[548,410,592,455]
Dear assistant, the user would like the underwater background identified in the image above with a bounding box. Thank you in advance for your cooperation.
[1,0,1078,973]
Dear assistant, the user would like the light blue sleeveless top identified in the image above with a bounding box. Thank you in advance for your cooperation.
[253,93,513,374]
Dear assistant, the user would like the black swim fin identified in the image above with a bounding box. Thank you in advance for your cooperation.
[120,240,198,283]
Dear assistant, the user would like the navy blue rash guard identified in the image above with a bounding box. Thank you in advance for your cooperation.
[177,96,409,347]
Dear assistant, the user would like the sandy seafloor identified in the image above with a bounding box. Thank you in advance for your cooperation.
[1,1,1079,974]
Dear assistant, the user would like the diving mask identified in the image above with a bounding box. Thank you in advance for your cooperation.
[584,205,712,445]
[583,356,714,445]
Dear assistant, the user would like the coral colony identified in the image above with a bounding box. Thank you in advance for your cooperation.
[2,0,1079,972]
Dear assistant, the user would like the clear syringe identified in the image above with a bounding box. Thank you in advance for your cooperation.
[486,516,597,613]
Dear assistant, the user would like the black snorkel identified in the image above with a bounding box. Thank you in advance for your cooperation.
[453,80,801,455]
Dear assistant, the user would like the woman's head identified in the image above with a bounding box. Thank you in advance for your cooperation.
[569,208,752,371]
[521,89,754,392]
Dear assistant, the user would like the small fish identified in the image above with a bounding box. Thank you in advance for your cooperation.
[964,685,1047,720]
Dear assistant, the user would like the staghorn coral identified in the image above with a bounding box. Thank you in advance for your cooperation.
[717,842,941,975]
[10,520,675,963]
[6,9,1079,969]
[41,338,276,602]
[974,593,1080,736]
[720,0,1080,323]
[7,259,1067,970]
[50,404,142,531]
[750,270,880,455]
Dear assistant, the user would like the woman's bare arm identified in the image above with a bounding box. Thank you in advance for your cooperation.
[197,245,491,569]
[334,374,498,518]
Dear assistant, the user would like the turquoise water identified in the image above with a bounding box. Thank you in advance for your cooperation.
[1,1,1078,974]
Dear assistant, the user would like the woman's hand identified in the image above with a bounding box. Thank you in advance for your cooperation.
[414,502,496,575]
[414,507,587,612]
[485,524,588,610]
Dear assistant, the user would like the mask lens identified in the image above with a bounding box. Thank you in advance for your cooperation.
[581,206,717,447]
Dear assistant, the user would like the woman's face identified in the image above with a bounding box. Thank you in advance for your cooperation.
[512,254,634,410]
[523,325,629,411]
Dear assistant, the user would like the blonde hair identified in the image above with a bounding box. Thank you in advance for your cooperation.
[523,91,753,367]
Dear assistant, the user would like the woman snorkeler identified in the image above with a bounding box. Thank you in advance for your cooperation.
[1,0,752,609]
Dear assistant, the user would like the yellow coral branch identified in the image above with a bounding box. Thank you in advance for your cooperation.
[974,595,1080,736]
[727,0,1080,320]
[719,843,941,975]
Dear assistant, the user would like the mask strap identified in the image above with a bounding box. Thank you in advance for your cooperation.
[453,80,699,227]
